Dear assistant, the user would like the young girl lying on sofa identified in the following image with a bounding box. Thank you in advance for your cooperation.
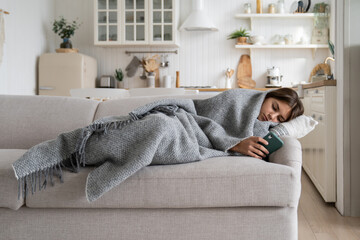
[12,88,316,202]
[231,88,304,159]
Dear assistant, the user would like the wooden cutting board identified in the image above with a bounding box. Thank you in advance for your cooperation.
[237,55,256,89]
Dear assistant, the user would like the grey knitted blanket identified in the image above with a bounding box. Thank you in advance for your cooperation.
[13,89,278,202]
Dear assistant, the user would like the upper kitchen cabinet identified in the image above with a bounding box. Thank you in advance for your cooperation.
[94,0,180,47]
[123,0,148,44]
[95,0,121,45]
[149,0,177,45]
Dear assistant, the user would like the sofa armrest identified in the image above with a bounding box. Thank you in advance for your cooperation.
[269,136,302,174]
[268,136,302,204]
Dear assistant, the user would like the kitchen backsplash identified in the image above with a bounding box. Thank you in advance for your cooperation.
[57,0,332,89]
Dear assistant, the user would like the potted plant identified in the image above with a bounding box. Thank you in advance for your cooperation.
[52,16,81,49]
[313,2,329,13]
[227,28,250,45]
[114,68,124,88]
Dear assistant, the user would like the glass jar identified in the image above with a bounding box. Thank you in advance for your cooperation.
[244,3,251,14]
[268,3,275,14]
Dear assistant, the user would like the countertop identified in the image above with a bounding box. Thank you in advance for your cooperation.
[189,80,337,92]
[301,80,337,89]
[187,88,274,92]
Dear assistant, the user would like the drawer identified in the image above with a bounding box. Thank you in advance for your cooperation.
[311,96,325,113]
[310,88,325,113]
[310,112,326,122]
[304,88,325,97]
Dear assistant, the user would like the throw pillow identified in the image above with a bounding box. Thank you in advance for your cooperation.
[271,115,318,139]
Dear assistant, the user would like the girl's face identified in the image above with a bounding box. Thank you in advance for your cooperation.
[258,97,291,123]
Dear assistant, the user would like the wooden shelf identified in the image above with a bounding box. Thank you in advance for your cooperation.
[55,48,79,53]
[235,13,316,19]
[234,13,327,31]
[302,80,336,89]
[235,44,329,49]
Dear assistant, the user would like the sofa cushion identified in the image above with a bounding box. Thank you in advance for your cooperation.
[26,156,298,209]
[0,95,99,149]
[0,149,27,210]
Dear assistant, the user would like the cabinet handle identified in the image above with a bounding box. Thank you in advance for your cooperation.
[312,114,316,119]
[39,86,55,90]
[318,116,323,121]
[315,89,319,94]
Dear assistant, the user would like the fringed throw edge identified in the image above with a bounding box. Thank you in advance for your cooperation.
[16,114,140,200]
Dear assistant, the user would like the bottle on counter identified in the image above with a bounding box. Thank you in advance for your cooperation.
[256,0,262,13]
[176,71,180,88]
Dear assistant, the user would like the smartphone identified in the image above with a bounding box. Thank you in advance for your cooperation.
[260,132,284,155]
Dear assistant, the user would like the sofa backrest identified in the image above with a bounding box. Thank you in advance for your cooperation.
[0,95,99,149]
[0,93,218,149]
[93,94,215,120]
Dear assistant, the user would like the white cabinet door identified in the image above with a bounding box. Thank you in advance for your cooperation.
[300,86,336,202]
[123,0,148,44]
[149,0,176,45]
[94,0,121,45]
[94,0,178,46]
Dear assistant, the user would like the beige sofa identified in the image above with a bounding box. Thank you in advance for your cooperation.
[0,94,302,240]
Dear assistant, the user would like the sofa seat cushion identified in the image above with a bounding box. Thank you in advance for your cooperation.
[26,156,298,209]
[0,149,27,210]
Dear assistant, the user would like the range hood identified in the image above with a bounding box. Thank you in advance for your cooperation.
[179,0,218,31]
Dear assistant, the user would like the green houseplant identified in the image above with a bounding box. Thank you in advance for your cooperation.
[227,28,250,45]
[313,2,329,14]
[52,16,81,49]
[115,68,124,88]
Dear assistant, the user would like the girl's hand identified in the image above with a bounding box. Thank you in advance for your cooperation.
[230,137,269,159]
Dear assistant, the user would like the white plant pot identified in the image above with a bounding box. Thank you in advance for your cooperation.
[117,81,124,88]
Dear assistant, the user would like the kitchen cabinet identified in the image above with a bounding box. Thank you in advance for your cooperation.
[95,0,121,45]
[299,86,336,202]
[94,0,179,46]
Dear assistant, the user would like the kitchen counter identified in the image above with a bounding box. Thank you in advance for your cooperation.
[191,80,337,92]
[301,80,337,89]
[188,88,274,92]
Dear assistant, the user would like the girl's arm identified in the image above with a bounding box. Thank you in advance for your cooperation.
[229,137,269,159]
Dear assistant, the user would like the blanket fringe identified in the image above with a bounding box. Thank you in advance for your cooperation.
[17,115,139,200]
[17,162,66,200]
[75,117,136,167]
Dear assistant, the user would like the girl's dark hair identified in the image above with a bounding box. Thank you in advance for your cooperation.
[265,88,304,121]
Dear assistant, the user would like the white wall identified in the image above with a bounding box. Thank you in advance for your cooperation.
[0,0,330,93]
[54,0,329,90]
[0,0,55,95]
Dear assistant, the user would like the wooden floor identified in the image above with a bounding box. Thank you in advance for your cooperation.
[299,170,360,240]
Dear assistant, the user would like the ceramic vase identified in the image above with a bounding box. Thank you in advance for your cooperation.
[60,38,72,48]
[147,72,155,88]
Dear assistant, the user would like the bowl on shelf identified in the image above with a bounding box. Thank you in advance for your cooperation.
[249,35,264,45]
